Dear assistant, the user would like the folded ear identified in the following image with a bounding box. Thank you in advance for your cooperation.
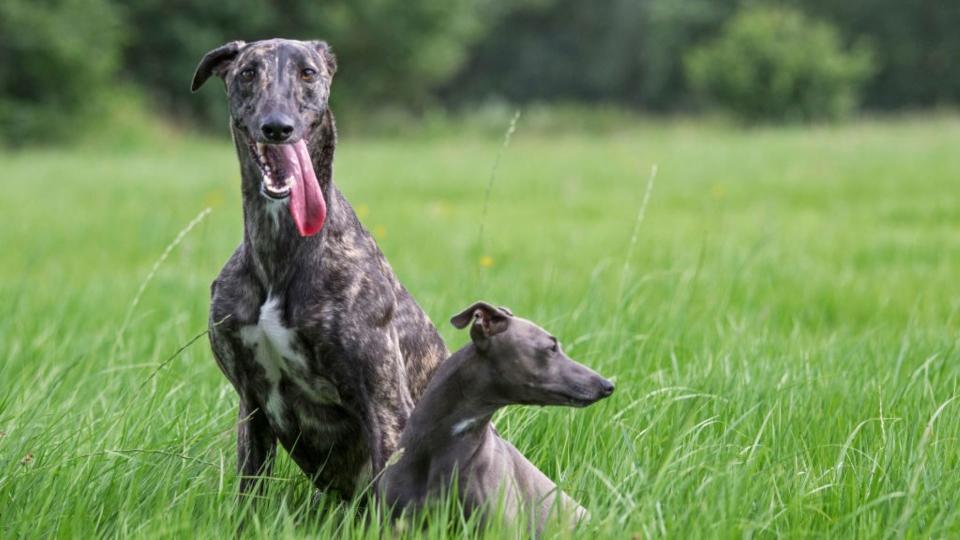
[451,301,497,329]
[450,301,512,341]
[191,40,245,92]
[309,40,337,76]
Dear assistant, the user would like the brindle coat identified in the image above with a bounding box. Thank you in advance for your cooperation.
[192,39,447,496]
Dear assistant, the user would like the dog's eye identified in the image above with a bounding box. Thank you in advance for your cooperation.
[548,338,559,352]
[239,68,256,81]
[301,68,317,81]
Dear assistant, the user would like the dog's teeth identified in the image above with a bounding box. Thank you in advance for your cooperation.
[283,176,294,187]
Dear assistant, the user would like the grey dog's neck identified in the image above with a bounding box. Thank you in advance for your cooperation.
[400,345,502,460]
[232,110,339,288]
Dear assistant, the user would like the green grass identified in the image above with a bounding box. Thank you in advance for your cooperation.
[2,114,959,538]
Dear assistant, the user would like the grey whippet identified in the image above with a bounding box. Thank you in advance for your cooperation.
[191,39,447,496]
[378,301,615,533]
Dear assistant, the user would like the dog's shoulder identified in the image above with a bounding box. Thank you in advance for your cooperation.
[210,245,263,328]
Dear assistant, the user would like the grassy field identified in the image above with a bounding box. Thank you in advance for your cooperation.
[1,115,959,538]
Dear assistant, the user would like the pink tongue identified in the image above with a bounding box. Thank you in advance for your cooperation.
[281,141,327,237]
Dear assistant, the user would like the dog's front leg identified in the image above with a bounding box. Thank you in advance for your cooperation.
[354,342,415,477]
[237,395,277,496]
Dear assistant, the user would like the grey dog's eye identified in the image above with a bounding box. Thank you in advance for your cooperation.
[301,68,317,81]
[548,338,559,352]
[239,68,256,81]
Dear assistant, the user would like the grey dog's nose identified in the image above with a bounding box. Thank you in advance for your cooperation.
[600,379,615,397]
[261,113,295,142]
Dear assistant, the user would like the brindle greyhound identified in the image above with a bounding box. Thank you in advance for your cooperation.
[191,39,447,496]
[379,302,614,534]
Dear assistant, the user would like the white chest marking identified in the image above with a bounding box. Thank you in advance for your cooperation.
[239,295,341,429]
[452,416,482,436]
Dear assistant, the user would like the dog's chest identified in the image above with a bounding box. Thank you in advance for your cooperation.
[238,295,341,430]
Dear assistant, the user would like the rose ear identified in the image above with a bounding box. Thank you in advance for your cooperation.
[450,303,483,329]
[310,40,337,76]
[191,40,245,92]
[450,301,512,342]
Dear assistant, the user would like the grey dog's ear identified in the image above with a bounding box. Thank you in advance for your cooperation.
[309,40,337,76]
[191,41,246,92]
[450,301,512,341]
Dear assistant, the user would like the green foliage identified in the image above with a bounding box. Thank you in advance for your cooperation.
[0,0,123,144]
[2,0,959,141]
[448,0,960,114]
[685,7,874,122]
[120,0,487,129]
[117,0,265,129]
[633,0,738,110]
[802,0,960,108]
[441,0,738,110]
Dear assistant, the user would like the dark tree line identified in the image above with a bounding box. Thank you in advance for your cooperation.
[1,0,958,142]
[446,0,960,112]
[0,0,485,142]
[121,0,485,126]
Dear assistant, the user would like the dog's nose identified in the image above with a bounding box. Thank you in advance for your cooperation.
[260,114,295,142]
[600,379,615,397]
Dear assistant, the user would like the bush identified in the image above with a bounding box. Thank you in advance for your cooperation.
[0,0,124,144]
[685,6,874,122]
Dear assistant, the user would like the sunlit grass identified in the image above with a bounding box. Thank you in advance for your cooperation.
[1,115,959,538]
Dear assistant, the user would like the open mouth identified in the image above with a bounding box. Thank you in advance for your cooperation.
[245,138,328,237]
[250,142,294,199]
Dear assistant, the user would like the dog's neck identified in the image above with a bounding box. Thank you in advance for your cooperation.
[232,110,339,288]
[399,345,505,462]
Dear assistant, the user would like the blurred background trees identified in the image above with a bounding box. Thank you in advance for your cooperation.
[0,0,123,144]
[1,0,959,143]
[685,6,874,122]
[121,0,485,129]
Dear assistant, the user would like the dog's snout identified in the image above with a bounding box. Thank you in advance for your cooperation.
[599,379,614,397]
[260,113,295,142]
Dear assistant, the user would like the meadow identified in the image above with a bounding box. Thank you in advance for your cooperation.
[1,114,959,538]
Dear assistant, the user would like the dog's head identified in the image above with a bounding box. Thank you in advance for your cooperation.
[191,38,336,145]
[451,302,615,408]
[191,39,337,236]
